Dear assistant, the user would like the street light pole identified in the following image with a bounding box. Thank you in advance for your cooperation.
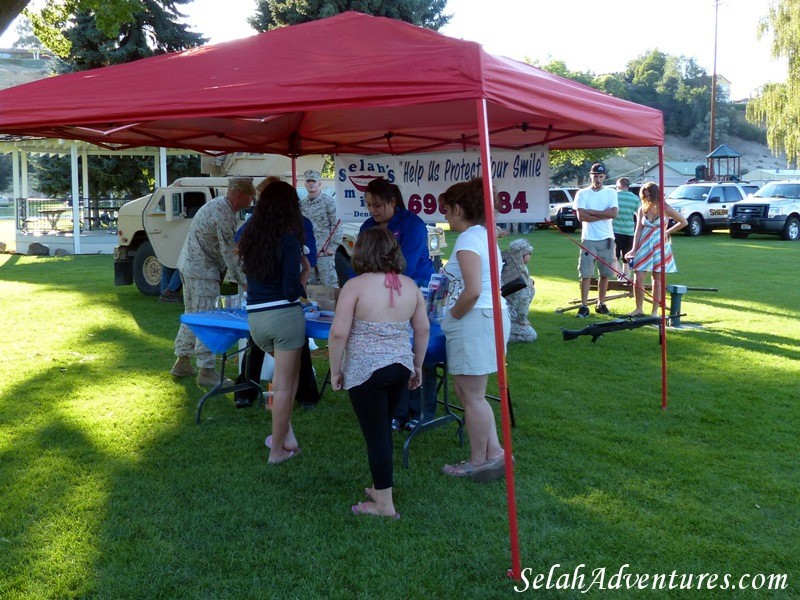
[709,0,720,179]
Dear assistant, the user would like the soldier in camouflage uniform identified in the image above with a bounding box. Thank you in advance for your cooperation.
[501,238,538,342]
[300,169,341,287]
[170,177,254,386]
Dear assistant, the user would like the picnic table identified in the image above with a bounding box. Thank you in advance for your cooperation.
[38,207,68,230]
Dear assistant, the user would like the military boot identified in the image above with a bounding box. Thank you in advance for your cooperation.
[196,368,234,388]
[170,356,196,377]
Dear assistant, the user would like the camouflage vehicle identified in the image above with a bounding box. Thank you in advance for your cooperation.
[114,154,325,296]
[115,163,447,296]
[113,177,242,295]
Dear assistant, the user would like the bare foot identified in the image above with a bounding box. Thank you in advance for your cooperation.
[265,434,300,452]
[351,501,399,518]
[268,448,301,464]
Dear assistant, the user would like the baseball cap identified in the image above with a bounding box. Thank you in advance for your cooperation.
[304,169,321,182]
[589,163,607,175]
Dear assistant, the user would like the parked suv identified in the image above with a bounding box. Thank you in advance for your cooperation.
[666,182,758,236]
[548,188,578,220]
[728,180,800,241]
[549,187,580,232]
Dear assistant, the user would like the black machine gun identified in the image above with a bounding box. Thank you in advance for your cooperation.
[562,316,662,342]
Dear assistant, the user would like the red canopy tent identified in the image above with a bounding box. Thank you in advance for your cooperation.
[0,12,665,578]
[0,12,661,155]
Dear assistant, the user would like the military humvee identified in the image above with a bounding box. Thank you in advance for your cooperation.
[115,173,447,296]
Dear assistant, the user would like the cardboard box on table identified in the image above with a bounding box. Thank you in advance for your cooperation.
[306,285,340,312]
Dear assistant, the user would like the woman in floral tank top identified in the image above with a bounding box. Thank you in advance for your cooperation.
[329,228,429,519]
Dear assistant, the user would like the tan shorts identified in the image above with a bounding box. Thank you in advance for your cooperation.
[248,305,306,353]
[578,238,615,279]
[441,308,510,376]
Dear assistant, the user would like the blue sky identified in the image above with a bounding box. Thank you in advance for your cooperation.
[2,0,785,99]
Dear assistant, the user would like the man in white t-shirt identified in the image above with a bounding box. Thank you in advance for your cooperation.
[573,163,618,317]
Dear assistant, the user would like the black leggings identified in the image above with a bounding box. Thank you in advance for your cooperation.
[348,363,411,490]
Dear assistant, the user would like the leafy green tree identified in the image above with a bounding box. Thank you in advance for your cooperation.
[629,49,667,90]
[623,50,716,143]
[24,0,155,57]
[33,154,199,199]
[746,0,800,165]
[11,16,44,51]
[533,59,595,86]
[592,73,629,100]
[249,0,450,31]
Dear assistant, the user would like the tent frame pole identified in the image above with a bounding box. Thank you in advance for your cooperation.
[476,98,522,579]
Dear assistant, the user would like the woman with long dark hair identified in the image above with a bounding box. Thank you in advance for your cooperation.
[238,180,310,464]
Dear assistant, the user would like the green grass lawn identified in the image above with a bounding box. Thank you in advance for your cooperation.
[0,229,798,599]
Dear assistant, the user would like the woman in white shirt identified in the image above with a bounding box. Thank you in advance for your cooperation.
[439,178,510,483]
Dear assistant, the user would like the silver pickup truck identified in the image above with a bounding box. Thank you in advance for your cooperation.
[728,180,800,241]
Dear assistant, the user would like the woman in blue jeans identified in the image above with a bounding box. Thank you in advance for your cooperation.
[329,228,429,518]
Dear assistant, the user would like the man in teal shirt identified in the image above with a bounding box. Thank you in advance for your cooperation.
[614,177,640,280]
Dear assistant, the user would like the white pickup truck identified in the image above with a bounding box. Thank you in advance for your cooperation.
[666,182,759,236]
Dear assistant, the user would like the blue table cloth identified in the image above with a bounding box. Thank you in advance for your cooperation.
[179,310,446,365]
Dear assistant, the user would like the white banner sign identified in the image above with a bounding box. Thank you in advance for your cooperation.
[334,148,549,224]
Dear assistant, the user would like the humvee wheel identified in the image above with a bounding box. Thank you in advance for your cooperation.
[133,241,163,296]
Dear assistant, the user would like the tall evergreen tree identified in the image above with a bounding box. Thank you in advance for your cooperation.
[0,155,12,193]
[249,0,450,32]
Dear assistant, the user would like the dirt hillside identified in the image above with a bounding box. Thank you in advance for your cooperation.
[0,59,50,90]
[605,134,788,182]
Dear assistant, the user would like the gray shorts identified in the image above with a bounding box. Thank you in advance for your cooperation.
[441,308,510,376]
[578,238,615,279]
[248,305,306,352]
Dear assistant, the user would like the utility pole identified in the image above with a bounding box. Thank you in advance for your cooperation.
[709,0,720,179]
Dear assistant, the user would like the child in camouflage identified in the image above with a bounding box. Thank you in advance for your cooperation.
[501,239,537,342]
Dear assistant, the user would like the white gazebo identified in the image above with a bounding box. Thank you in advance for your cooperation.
[1,136,196,254]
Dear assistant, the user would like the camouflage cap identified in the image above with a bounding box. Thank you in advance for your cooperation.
[509,238,533,255]
[304,170,321,182]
